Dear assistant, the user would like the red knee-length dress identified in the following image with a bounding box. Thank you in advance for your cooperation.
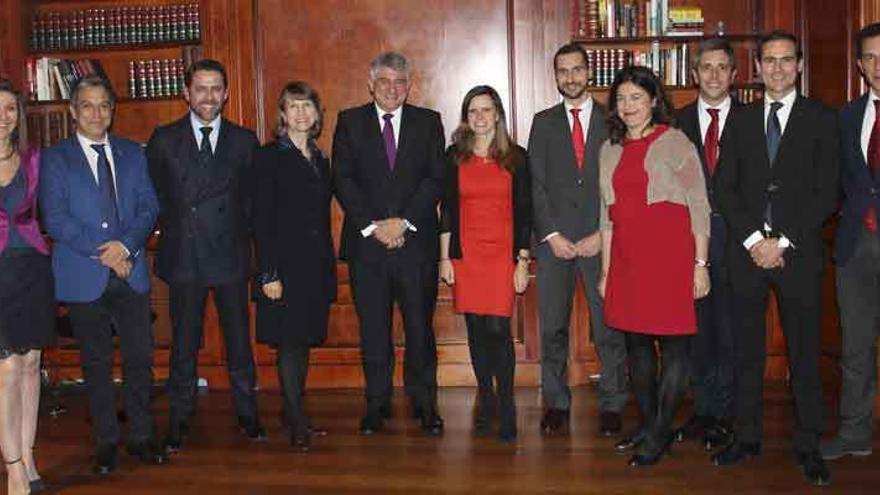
[604,125,696,335]
[452,155,515,317]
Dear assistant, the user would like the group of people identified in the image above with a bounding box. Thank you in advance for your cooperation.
[1,20,879,492]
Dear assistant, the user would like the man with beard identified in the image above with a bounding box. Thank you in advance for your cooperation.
[146,59,264,453]
[528,43,628,436]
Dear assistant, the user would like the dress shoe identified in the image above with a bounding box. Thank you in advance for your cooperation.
[703,421,733,451]
[628,434,674,466]
[673,414,707,442]
[29,478,47,493]
[615,428,648,453]
[819,435,872,460]
[308,425,329,437]
[359,412,385,435]
[796,451,831,486]
[163,420,189,454]
[126,440,169,465]
[290,431,312,453]
[598,411,623,436]
[540,408,569,434]
[93,443,117,475]
[380,402,393,419]
[712,440,761,466]
[419,409,444,435]
[238,417,267,442]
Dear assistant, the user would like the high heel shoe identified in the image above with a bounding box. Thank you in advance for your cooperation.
[628,434,674,466]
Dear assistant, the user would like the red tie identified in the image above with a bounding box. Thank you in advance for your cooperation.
[571,108,585,170]
[704,108,720,175]
[865,101,880,232]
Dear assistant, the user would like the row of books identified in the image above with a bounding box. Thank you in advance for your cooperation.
[573,0,705,39]
[734,87,763,105]
[129,59,186,99]
[587,43,691,87]
[31,3,201,51]
[26,57,108,102]
[26,110,75,149]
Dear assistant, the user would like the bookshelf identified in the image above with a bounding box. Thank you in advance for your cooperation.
[23,0,202,147]
[572,0,766,107]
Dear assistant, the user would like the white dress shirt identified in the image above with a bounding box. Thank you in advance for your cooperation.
[697,95,732,143]
[190,112,221,153]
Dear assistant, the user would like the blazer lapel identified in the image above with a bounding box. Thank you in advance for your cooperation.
[64,137,101,194]
[582,104,604,178]
[395,105,415,175]
[363,105,393,174]
[109,136,129,218]
[550,105,580,178]
[749,103,773,170]
[852,95,874,184]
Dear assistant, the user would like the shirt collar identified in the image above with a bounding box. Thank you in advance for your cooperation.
[190,112,222,133]
[698,95,731,114]
[76,132,109,149]
[564,96,593,115]
[374,103,402,121]
[765,89,797,108]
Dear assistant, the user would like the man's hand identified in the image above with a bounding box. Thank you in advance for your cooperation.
[98,241,129,268]
[262,281,283,300]
[749,239,786,269]
[548,235,577,260]
[574,232,601,258]
[110,259,132,279]
[373,218,407,249]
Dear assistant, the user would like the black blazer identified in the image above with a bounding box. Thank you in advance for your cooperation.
[252,139,336,346]
[332,103,446,264]
[836,94,880,266]
[675,99,741,212]
[146,115,258,285]
[439,145,532,261]
[714,95,840,258]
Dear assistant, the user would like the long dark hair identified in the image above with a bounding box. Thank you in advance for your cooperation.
[606,66,675,144]
[451,85,517,173]
[0,79,28,154]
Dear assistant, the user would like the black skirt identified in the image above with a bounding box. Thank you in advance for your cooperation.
[0,248,56,355]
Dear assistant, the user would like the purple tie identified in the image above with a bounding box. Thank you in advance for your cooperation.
[382,113,396,170]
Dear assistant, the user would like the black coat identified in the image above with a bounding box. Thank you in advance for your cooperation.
[146,116,258,285]
[252,139,336,346]
[439,145,532,261]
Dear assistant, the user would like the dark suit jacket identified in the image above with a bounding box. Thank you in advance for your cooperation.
[528,102,607,243]
[146,115,258,285]
[333,103,446,264]
[439,145,532,261]
[252,139,336,346]
[714,95,840,259]
[40,135,159,302]
[836,94,880,266]
[675,99,741,212]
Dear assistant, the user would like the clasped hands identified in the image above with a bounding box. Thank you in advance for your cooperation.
[749,238,786,270]
[372,217,407,249]
[98,240,132,278]
[548,232,600,259]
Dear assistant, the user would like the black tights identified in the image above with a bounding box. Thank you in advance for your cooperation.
[464,314,516,421]
[625,333,689,454]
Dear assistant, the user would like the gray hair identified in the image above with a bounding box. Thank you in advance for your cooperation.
[369,52,410,80]
[70,74,117,107]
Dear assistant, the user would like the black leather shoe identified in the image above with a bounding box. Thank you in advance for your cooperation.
[599,411,623,436]
[703,421,732,451]
[420,409,444,435]
[796,451,831,487]
[380,402,393,419]
[93,443,117,475]
[359,412,384,435]
[238,417,267,442]
[628,434,674,466]
[674,414,707,442]
[615,428,648,452]
[163,420,188,454]
[290,431,312,453]
[540,408,569,434]
[712,441,761,466]
[126,440,169,465]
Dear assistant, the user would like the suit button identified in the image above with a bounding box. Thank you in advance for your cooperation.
[101,222,108,229]
[191,206,197,212]
[577,179,583,186]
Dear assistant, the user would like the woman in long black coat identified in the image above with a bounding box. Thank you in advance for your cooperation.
[253,81,336,452]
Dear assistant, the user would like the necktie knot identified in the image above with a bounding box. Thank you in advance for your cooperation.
[200,126,212,144]
[382,113,393,123]
[707,108,720,120]
[769,101,783,114]
[570,108,581,119]
[90,143,105,154]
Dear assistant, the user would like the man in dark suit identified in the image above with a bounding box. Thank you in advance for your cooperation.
[821,22,880,462]
[528,43,628,436]
[713,31,839,486]
[674,37,739,450]
[333,52,446,435]
[40,75,167,474]
[146,59,264,452]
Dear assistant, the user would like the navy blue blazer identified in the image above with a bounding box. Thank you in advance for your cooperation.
[837,94,880,266]
[39,135,159,303]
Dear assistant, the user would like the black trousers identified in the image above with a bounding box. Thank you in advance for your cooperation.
[626,332,689,454]
[349,256,438,413]
[464,314,515,415]
[67,275,155,446]
[277,342,311,435]
[728,249,824,452]
[166,281,258,424]
[690,215,736,421]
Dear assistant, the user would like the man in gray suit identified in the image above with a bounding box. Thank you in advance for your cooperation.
[528,43,628,435]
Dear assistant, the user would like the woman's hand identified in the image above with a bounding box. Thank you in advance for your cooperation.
[694,266,711,299]
[439,259,455,285]
[514,260,530,294]
[262,281,283,300]
[598,271,608,299]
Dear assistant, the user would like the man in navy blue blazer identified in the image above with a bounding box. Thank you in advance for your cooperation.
[40,75,166,475]
[821,22,880,462]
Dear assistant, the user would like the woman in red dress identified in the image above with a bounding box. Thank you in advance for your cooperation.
[439,85,532,442]
[598,66,711,466]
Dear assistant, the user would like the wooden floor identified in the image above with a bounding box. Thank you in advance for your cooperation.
[14,385,879,494]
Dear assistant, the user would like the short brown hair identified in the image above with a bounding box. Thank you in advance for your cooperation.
[275,81,324,139]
